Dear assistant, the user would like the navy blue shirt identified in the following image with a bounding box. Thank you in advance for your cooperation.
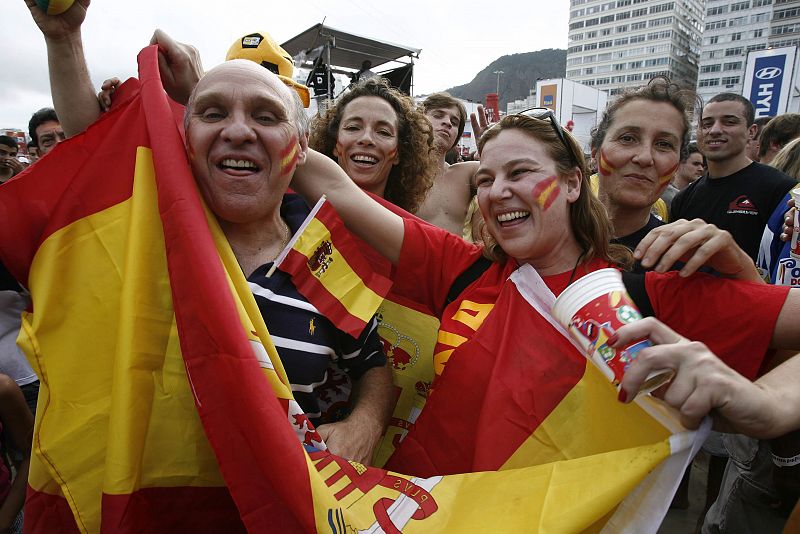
[247,195,386,423]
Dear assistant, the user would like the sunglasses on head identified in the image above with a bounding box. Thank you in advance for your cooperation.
[514,107,579,166]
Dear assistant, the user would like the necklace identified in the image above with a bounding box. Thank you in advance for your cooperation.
[566,249,587,287]
[276,218,290,250]
[266,218,291,263]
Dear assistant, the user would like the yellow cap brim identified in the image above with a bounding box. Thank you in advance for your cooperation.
[279,76,310,108]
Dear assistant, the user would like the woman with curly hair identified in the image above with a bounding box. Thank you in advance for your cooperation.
[309,77,437,213]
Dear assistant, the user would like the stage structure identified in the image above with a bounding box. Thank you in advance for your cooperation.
[281,24,421,103]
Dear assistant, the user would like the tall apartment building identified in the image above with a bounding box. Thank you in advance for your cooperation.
[770,1,800,49]
[566,0,704,96]
[698,0,800,104]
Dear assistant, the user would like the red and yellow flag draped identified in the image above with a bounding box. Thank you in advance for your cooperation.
[2,46,331,533]
[0,46,705,534]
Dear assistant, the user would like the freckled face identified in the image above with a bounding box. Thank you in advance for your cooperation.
[475,129,580,266]
[185,61,306,225]
[596,100,684,210]
[333,96,400,197]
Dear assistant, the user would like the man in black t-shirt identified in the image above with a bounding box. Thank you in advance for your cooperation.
[672,94,798,534]
[671,94,797,262]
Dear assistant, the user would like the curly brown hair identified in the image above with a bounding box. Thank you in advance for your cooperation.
[477,114,633,269]
[309,78,437,213]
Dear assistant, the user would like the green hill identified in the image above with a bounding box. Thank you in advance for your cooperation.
[444,49,566,109]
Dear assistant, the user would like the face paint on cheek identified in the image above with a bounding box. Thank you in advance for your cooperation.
[658,161,680,184]
[279,136,299,176]
[598,150,617,177]
[532,175,560,211]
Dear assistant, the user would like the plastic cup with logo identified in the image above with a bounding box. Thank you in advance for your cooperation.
[790,188,800,258]
[552,268,671,393]
[776,188,800,286]
[776,256,800,287]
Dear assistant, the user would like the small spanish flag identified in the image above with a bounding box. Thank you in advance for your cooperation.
[271,196,393,338]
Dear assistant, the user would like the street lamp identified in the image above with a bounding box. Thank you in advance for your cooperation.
[493,70,504,96]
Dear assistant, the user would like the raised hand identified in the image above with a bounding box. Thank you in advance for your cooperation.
[23,0,90,40]
[149,29,204,105]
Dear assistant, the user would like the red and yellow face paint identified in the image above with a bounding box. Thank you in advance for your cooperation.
[532,176,560,211]
[657,161,679,186]
[279,136,299,176]
[598,150,617,177]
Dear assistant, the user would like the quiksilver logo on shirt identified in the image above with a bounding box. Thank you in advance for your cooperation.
[727,195,759,215]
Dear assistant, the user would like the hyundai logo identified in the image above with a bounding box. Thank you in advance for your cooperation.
[756,66,782,80]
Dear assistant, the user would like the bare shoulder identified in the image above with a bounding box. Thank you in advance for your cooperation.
[444,161,479,181]
[441,161,479,193]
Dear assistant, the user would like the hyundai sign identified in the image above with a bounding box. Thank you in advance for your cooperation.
[742,47,797,118]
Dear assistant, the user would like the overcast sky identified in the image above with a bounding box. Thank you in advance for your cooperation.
[3,0,569,131]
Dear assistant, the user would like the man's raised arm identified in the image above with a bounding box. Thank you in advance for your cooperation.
[23,0,101,137]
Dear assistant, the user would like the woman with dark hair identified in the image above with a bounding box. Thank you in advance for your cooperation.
[309,77,437,213]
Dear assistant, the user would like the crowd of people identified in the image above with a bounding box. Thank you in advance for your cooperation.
[1,0,800,532]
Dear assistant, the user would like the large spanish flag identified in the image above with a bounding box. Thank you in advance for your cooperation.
[0,46,706,534]
[387,264,709,531]
[3,46,335,533]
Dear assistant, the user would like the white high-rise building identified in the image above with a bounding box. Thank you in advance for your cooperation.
[769,1,800,51]
[697,0,773,102]
[698,1,800,104]
[567,0,704,95]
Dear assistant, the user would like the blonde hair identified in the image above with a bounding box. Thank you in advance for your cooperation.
[769,136,800,180]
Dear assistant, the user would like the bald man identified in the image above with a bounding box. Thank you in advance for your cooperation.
[23,0,393,465]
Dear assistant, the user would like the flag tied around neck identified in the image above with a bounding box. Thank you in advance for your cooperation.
[0,46,705,534]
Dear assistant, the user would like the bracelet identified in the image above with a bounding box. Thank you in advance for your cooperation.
[772,453,800,467]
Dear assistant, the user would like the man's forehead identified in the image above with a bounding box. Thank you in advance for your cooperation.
[0,143,16,153]
[702,101,747,120]
[429,105,460,116]
[36,120,62,134]
[195,61,289,99]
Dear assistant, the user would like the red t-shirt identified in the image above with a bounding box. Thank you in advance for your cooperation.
[394,218,790,380]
